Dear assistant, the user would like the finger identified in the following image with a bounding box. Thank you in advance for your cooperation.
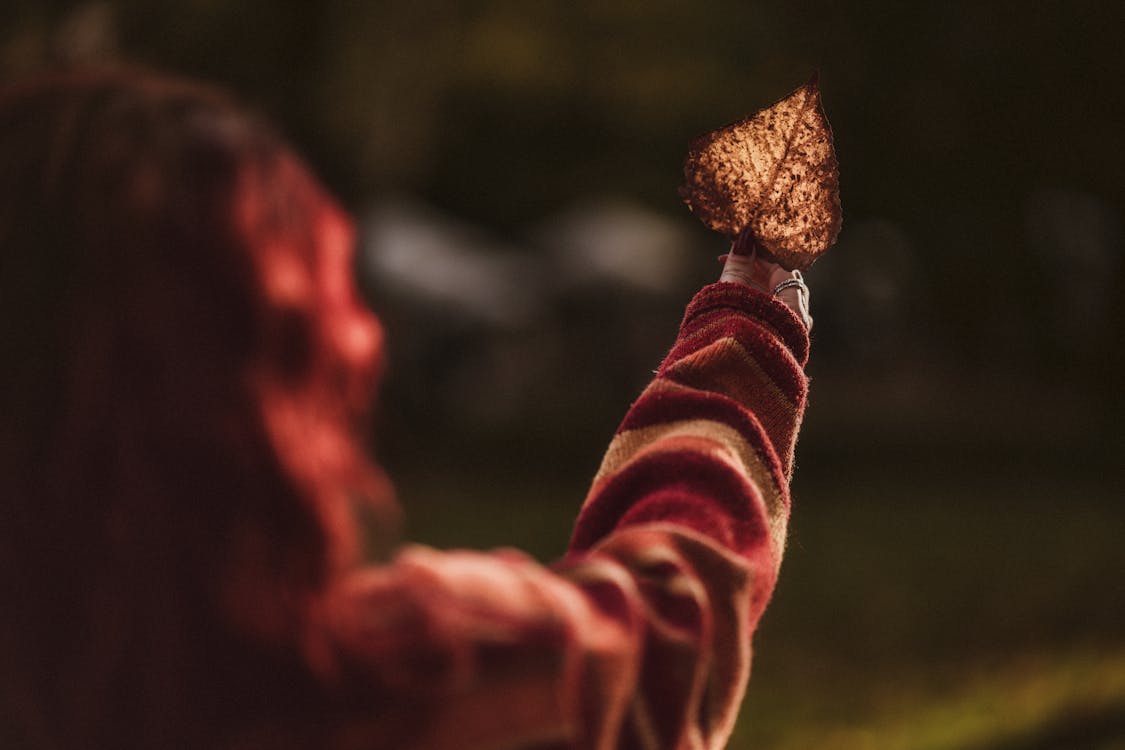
[775,284,804,317]
[731,225,756,256]
[768,265,796,289]
[719,252,769,292]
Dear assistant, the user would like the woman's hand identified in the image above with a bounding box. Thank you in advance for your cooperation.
[719,229,812,330]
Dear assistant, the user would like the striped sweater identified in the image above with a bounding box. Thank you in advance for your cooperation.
[327,282,810,750]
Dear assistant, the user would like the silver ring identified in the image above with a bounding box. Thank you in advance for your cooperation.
[772,271,808,298]
[771,271,812,330]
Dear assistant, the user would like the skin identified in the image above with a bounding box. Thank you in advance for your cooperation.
[719,233,813,331]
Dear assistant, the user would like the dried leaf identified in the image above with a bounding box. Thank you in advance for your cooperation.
[679,74,842,270]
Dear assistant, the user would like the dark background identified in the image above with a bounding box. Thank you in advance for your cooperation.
[4,2,1123,747]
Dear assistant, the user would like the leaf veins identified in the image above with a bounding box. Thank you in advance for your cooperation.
[679,74,842,271]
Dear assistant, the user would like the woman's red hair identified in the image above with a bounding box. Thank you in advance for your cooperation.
[0,68,393,748]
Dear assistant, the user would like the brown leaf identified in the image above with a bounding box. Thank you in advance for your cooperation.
[679,74,842,270]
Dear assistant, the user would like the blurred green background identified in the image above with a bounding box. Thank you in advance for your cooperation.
[4,1,1123,747]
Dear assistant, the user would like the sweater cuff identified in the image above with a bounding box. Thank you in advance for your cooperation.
[681,282,810,367]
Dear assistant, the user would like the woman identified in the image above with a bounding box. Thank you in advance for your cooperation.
[0,68,811,749]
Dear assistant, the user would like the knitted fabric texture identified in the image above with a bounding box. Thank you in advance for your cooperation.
[322,282,810,750]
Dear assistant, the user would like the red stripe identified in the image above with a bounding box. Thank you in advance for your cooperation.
[679,282,809,365]
[616,388,786,489]
[571,450,771,559]
[661,313,807,405]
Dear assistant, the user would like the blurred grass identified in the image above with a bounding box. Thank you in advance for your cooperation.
[735,469,1125,749]
[389,461,1125,749]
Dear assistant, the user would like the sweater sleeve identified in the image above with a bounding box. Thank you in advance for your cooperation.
[324,283,809,750]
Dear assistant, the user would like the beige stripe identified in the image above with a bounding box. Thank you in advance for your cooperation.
[561,556,638,594]
[590,418,787,557]
[664,337,802,477]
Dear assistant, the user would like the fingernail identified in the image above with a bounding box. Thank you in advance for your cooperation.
[732,226,757,256]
